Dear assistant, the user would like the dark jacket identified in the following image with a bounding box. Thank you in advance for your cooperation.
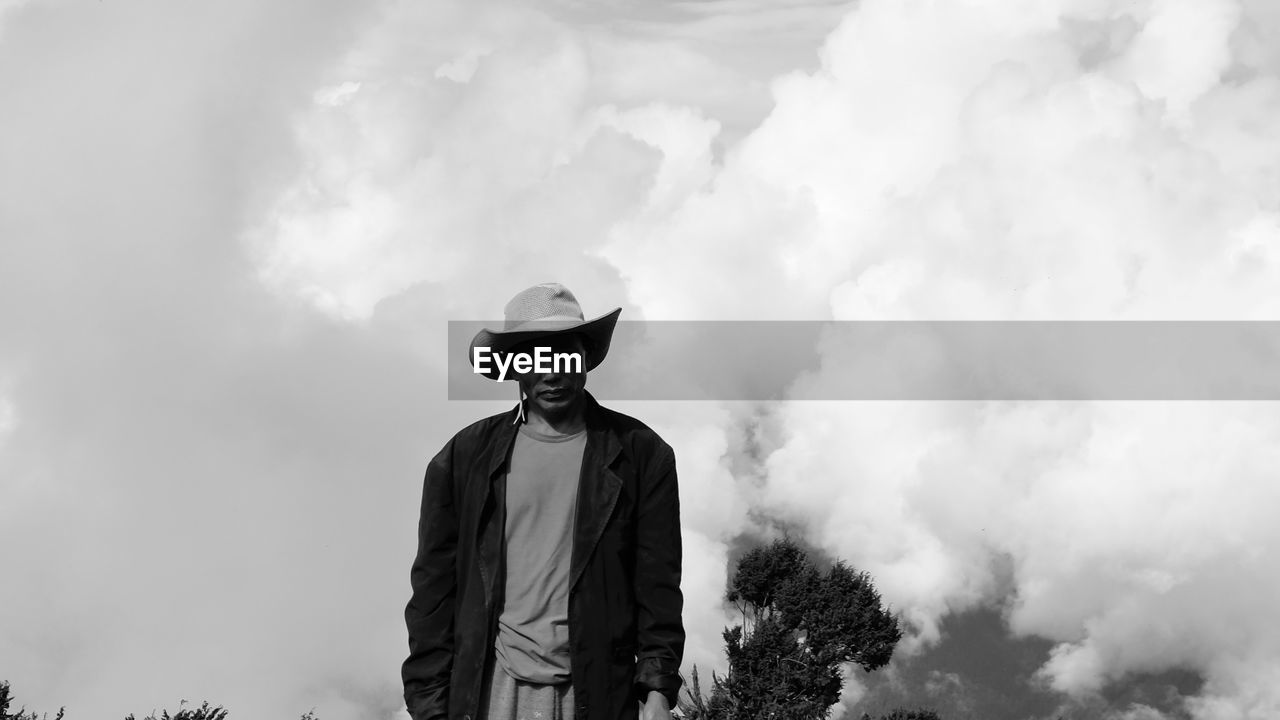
[403,392,684,720]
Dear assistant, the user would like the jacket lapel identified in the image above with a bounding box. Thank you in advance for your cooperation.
[477,404,521,602]
[570,394,622,593]
[477,396,622,597]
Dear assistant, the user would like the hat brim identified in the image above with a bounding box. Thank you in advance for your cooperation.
[468,307,621,380]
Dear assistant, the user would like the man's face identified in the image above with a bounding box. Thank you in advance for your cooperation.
[510,333,589,420]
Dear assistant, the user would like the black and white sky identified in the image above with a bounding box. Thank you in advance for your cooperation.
[2,0,1280,719]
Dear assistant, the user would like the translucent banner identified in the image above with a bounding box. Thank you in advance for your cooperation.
[447,321,1280,401]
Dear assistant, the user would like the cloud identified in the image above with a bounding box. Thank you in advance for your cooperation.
[0,0,420,717]
[1109,705,1176,720]
[0,387,14,446]
[0,0,29,32]
[5,0,1280,718]
[646,0,1280,716]
[0,0,844,716]
[240,2,830,697]
[526,0,1280,717]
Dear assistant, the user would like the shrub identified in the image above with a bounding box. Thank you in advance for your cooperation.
[0,680,65,720]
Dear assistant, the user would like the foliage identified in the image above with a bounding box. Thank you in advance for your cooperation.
[1,680,65,720]
[682,537,905,720]
[727,538,809,613]
[124,700,228,720]
[2,682,318,720]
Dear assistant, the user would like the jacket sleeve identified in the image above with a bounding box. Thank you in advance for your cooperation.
[402,441,458,720]
[633,442,685,707]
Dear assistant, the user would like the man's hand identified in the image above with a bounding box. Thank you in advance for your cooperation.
[640,690,673,720]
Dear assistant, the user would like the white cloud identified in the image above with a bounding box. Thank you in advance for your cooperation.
[1114,0,1241,121]
[835,663,868,716]
[1109,703,1175,720]
[434,49,488,83]
[0,392,14,441]
[247,0,1280,707]
[0,0,30,32]
[925,670,964,697]
[591,0,1280,717]
[8,0,1280,717]
[313,80,361,107]
[245,2,648,321]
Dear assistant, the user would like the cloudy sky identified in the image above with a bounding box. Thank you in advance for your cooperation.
[2,0,1280,718]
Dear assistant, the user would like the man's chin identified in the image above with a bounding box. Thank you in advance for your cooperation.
[535,393,581,416]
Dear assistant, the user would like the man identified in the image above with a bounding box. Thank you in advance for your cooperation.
[403,283,685,720]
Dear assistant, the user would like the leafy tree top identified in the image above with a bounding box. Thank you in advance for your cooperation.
[698,535,905,720]
[727,537,901,673]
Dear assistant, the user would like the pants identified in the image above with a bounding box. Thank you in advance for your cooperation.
[480,654,576,720]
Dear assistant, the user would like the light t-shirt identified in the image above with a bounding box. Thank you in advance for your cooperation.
[494,423,586,684]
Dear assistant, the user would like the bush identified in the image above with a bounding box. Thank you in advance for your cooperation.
[124,700,229,720]
[2,681,319,720]
[0,680,65,720]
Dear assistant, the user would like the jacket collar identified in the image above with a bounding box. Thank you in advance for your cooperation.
[487,390,621,476]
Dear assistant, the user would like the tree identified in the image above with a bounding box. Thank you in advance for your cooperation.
[123,700,228,720]
[1,681,317,720]
[1,681,65,720]
[682,537,904,720]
